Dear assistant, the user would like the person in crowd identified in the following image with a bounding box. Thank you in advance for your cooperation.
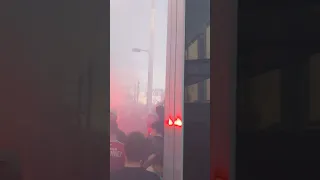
[111,132,161,180]
[146,112,159,136]
[110,120,126,172]
[143,120,164,173]
[110,110,127,143]
[110,110,117,121]
[155,104,164,122]
[146,152,163,178]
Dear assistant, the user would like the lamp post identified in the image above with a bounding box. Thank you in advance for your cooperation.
[132,48,153,108]
[132,0,156,109]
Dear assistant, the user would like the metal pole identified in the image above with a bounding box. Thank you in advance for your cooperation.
[137,81,140,103]
[147,0,156,108]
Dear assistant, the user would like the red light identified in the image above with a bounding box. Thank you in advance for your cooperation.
[174,118,182,127]
[167,118,174,126]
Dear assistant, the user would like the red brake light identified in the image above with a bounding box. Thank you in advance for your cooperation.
[174,118,182,127]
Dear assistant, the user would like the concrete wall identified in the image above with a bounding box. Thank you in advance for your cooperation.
[0,0,109,179]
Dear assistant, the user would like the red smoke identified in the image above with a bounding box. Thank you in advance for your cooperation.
[110,74,125,110]
[110,68,138,110]
[110,68,149,134]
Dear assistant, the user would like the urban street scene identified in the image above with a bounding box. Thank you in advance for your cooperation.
[110,0,210,180]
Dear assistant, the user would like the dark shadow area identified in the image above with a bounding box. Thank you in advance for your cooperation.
[0,0,109,179]
[183,103,210,180]
[0,151,21,180]
[237,0,320,179]
[0,161,21,180]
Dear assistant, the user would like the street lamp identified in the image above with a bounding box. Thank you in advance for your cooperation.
[131,0,156,109]
[132,47,153,108]
[132,48,148,53]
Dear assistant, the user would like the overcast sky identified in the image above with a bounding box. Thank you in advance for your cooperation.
[110,0,168,90]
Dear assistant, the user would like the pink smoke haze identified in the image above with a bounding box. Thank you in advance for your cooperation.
[110,68,138,110]
[110,74,125,109]
[110,68,149,134]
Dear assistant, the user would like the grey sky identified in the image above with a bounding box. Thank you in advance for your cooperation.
[110,0,168,89]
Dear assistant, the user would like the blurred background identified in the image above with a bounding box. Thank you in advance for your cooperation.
[110,0,168,133]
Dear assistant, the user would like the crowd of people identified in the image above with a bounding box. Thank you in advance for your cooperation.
[110,108,164,180]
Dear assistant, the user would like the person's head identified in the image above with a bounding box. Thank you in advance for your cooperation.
[124,132,148,163]
[150,120,163,136]
[110,110,117,122]
[110,120,118,135]
[147,112,159,122]
[155,105,164,121]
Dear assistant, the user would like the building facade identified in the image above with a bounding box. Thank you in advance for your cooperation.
[185,25,210,102]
